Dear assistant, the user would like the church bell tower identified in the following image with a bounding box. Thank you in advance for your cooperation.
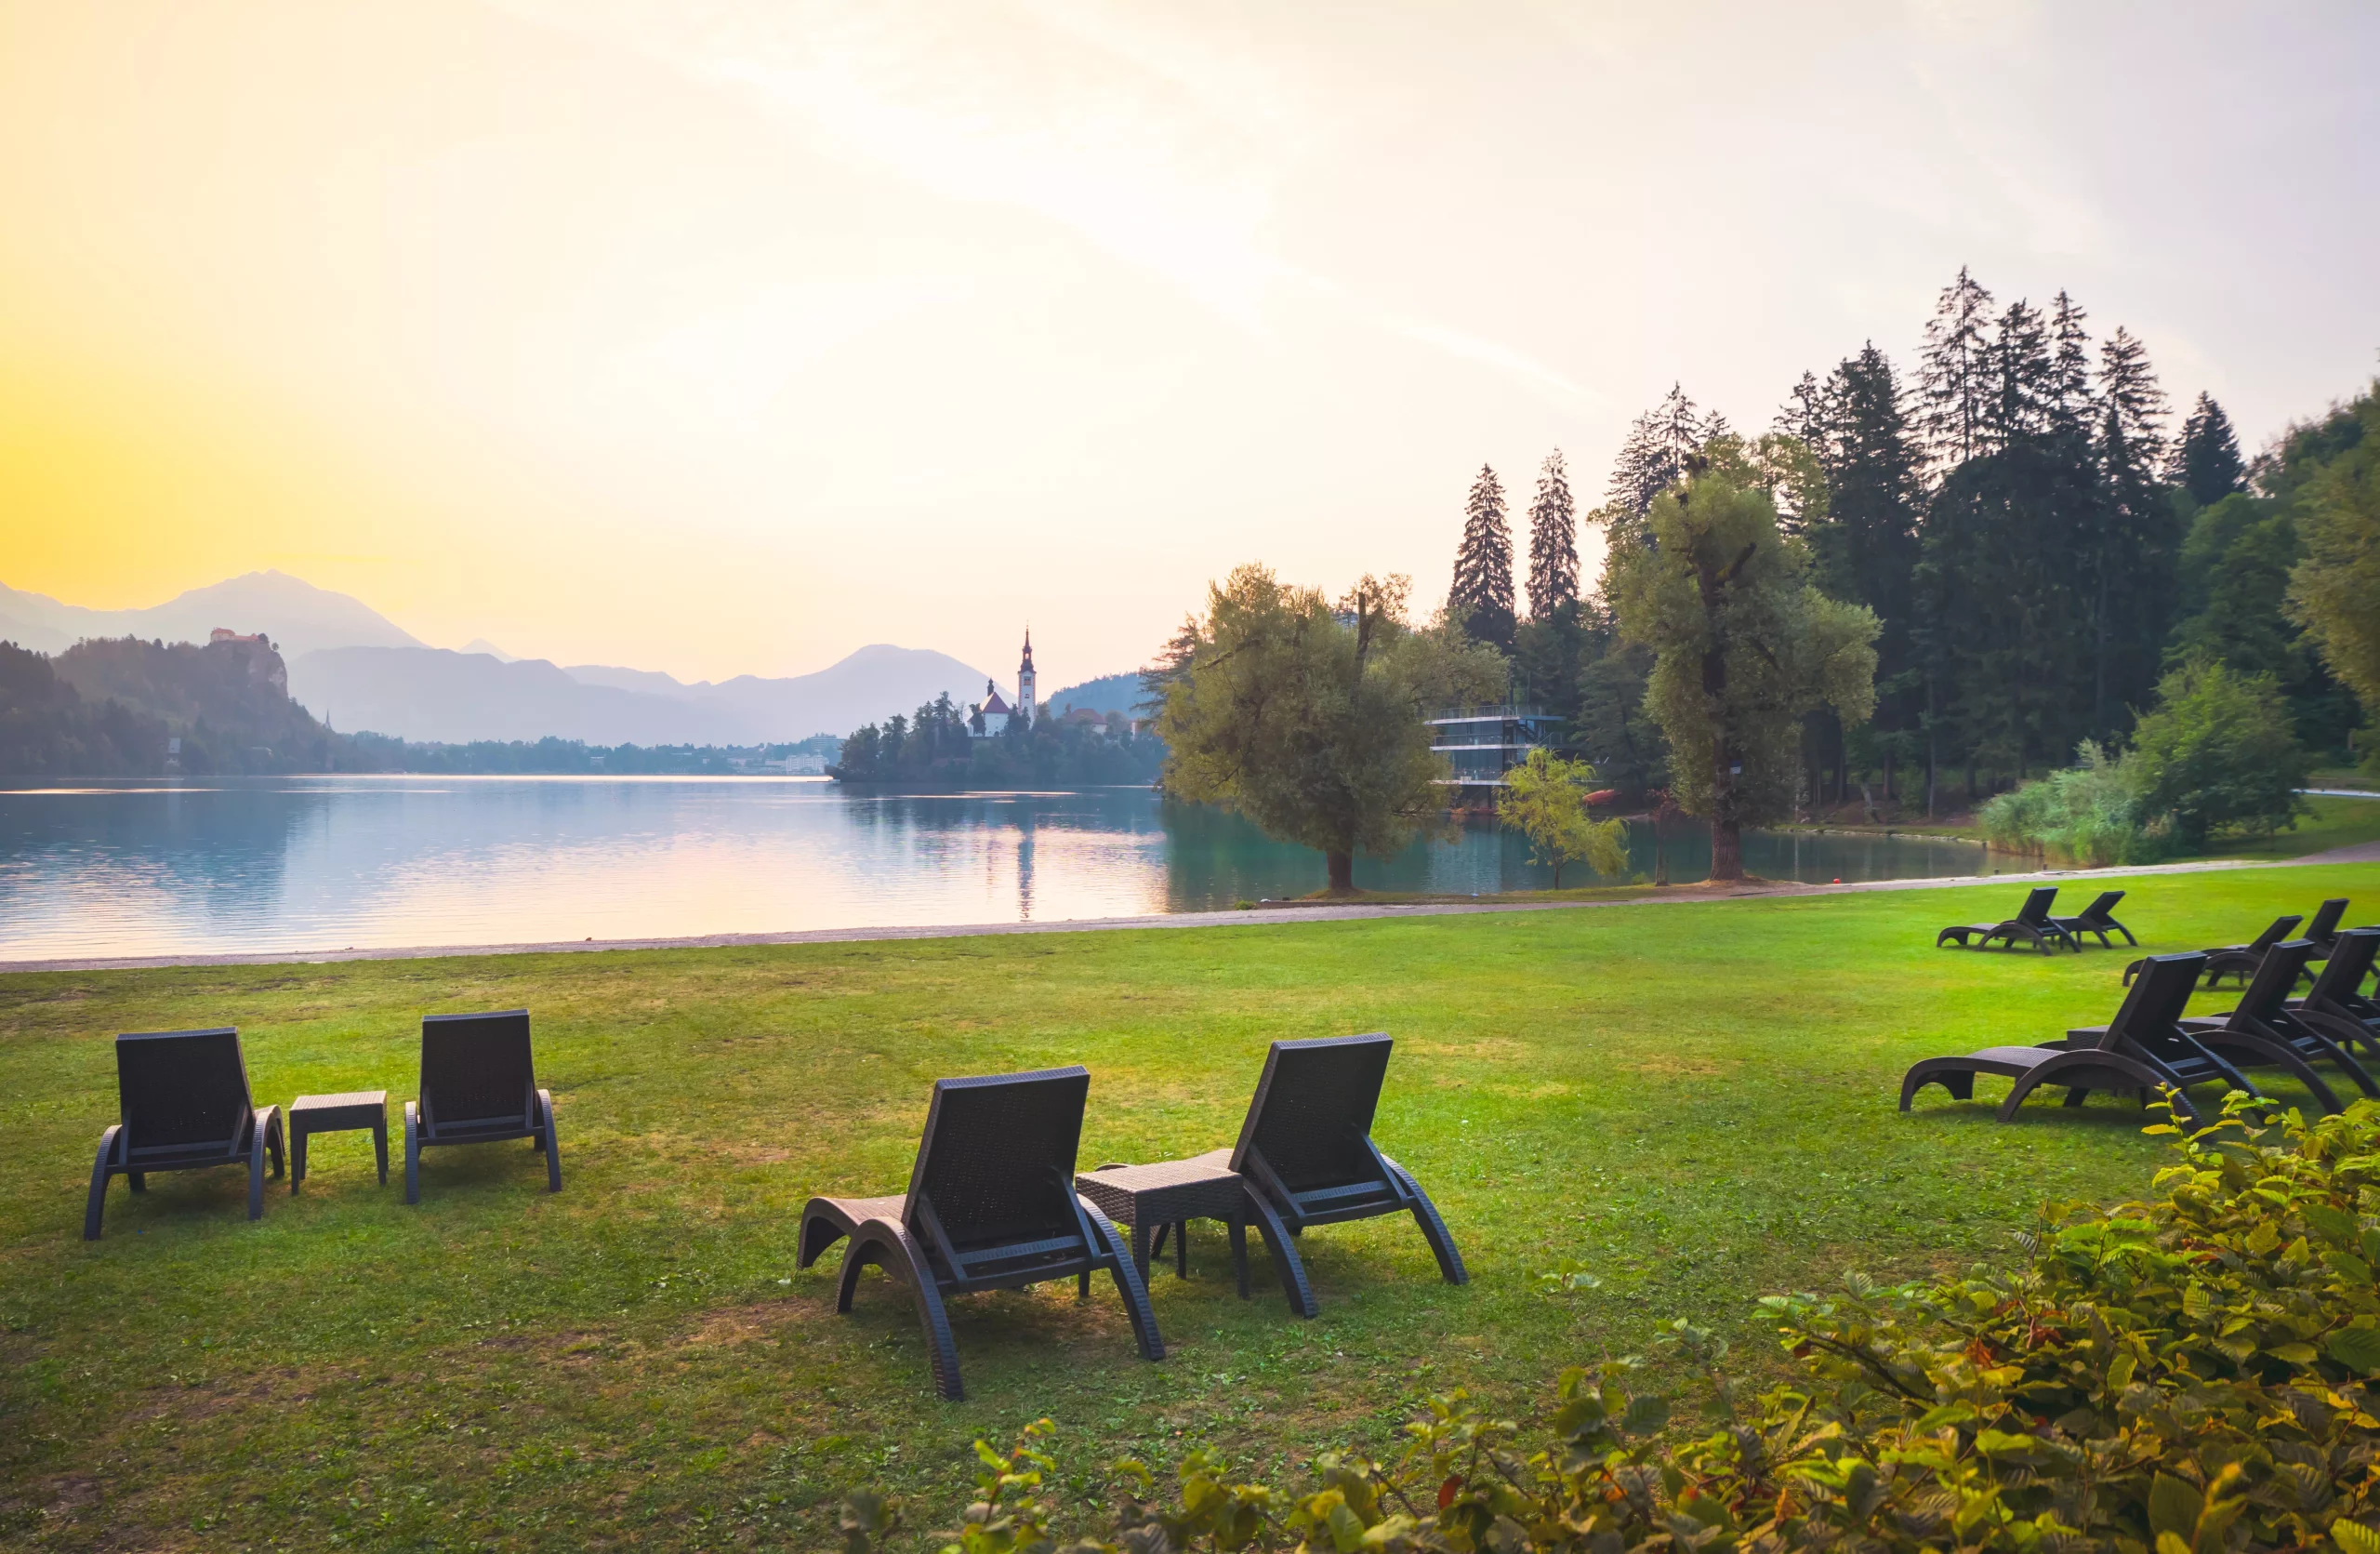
[1017,629,1037,726]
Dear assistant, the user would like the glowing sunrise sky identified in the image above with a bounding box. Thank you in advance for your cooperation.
[3,2,2376,686]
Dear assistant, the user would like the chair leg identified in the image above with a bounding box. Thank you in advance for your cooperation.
[83,1126,121,1242]
[263,1108,284,1177]
[2062,1087,2091,1108]
[1227,1216,1250,1299]
[537,1090,562,1192]
[1175,1220,1188,1279]
[1385,1160,1468,1285]
[373,1118,389,1186]
[1237,1186,1316,1318]
[247,1115,270,1222]
[1083,1208,1164,1361]
[292,1124,308,1194]
[838,1228,965,1401]
[403,1102,422,1205]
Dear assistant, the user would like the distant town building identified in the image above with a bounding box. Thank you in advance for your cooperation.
[208,628,266,646]
[1428,704,1563,789]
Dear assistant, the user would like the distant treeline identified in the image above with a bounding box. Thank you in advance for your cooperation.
[833,694,1162,788]
[0,637,842,777]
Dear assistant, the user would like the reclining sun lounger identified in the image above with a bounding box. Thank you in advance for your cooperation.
[2297,898,2354,983]
[1937,886,2076,954]
[85,1028,284,1240]
[403,1010,561,1204]
[797,1067,1161,1401]
[1184,1033,1465,1318]
[1900,953,2237,1125]
[2177,939,2367,1111]
[2126,913,2301,987]
[2048,889,2135,948]
[2292,928,2380,1049]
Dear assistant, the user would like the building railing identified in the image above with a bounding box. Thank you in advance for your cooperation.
[1426,704,1552,724]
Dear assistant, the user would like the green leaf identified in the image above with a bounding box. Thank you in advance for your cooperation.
[1327,1500,1367,1553]
[2333,1519,2380,1554]
[2304,1203,2359,1244]
[2327,1326,2380,1374]
[1620,1395,1670,1436]
[1973,1429,2043,1456]
[2149,1473,2204,1541]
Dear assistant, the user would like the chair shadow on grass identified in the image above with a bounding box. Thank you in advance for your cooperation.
[1898,1077,2336,1130]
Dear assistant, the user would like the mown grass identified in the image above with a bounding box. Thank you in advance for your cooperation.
[1,862,2374,1549]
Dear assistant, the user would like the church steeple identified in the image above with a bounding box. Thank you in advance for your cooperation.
[1017,628,1037,725]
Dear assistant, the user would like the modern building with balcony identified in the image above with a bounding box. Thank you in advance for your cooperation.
[1428,704,1563,791]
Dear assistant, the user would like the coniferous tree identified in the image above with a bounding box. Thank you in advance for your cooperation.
[1605,384,1726,520]
[1983,299,2051,450]
[2045,291,2096,439]
[1448,464,1517,649]
[2175,392,2247,507]
[1918,267,1996,473]
[2087,325,2176,739]
[1525,451,1580,622]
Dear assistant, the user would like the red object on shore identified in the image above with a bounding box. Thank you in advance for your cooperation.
[1585,789,1619,805]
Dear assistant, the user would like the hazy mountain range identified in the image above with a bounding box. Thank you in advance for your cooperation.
[0,572,1101,746]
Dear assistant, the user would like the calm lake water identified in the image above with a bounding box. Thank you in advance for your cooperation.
[0,777,2016,961]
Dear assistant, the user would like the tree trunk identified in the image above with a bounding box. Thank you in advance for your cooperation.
[1711,817,1744,881]
[1326,850,1355,892]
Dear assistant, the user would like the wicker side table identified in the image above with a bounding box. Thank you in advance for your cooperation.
[288,1091,389,1193]
[1075,1158,1251,1298]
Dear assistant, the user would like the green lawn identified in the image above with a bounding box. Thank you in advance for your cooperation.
[2222,792,2380,858]
[2,863,2374,1549]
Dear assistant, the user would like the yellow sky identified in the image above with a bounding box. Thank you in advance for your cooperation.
[4,1,2376,684]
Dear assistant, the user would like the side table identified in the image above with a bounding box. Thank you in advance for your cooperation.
[1075,1157,1251,1298]
[289,1091,390,1193]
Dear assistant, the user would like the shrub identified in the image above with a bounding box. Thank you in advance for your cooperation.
[1978,740,2170,866]
[849,1095,2380,1552]
[1499,748,1630,888]
[2127,660,2312,849]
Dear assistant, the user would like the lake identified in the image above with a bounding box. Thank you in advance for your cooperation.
[0,777,2016,961]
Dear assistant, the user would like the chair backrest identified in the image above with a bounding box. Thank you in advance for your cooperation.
[2016,886,2059,926]
[2307,898,2350,944]
[2096,954,2207,1052]
[2248,915,2305,954]
[904,1067,1089,1251]
[2310,929,2380,1005]
[2232,939,2317,1023]
[2081,890,2125,923]
[116,1028,253,1158]
[418,1010,537,1133]
[1230,1034,1393,1192]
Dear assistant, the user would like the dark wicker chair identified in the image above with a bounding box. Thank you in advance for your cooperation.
[1184,1033,1466,1318]
[2049,890,2135,948]
[85,1028,284,1240]
[1937,886,2076,954]
[2179,940,2369,1111]
[1899,953,2238,1125]
[797,1067,1161,1402]
[403,1010,560,1204]
[2297,898,2354,983]
[2126,913,2301,987]
[2292,928,2380,1047]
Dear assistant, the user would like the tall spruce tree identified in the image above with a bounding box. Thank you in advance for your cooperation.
[1984,299,2051,450]
[1449,464,1517,649]
[1606,384,1726,520]
[1918,267,1996,473]
[2175,392,2247,506]
[2088,325,2175,739]
[1525,450,1580,622]
[2046,291,2096,438]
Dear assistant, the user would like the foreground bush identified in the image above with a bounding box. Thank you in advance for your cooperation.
[848,1096,2380,1551]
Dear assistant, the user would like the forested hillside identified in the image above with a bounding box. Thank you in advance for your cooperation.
[1445,268,2373,813]
[0,636,344,776]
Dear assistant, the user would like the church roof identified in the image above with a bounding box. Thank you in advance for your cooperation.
[980,688,1012,715]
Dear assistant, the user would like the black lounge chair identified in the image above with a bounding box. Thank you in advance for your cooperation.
[2293,928,2380,1047]
[2178,940,2368,1111]
[2298,898,2354,982]
[2126,913,2301,987]
[85,1028,284,1240]
[2049,890,2135,948]
[1937,886,2076,954]
[797,1067,1161,1401]
[1185,1033,1466,1318]
[1900,953,2243,1125]
[403,1010,561,1204]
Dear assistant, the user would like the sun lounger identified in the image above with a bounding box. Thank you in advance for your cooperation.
[2048,890,2135,948]
[1184,1033,1465,1318]
[2292,928,2380,1048]
[2126,913,2301,987]
[85,1028,284,1240]
[403,1010,561,1204]
[796,1067,1161,1401]
[2297,898,2354,983]
[2178,939,2366,1110]
[1900,953,2238,1125]
[1937,886,2076,954]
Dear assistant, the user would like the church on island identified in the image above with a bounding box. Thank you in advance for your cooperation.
[967,631,1037,738]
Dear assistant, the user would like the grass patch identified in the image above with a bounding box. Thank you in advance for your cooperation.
[1,862,2374,1547]
[2216,792,2380,858]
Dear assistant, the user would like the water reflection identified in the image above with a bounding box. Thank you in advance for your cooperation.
[0,777,2016,961]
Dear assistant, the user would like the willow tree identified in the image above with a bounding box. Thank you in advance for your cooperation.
[1154,565,1506,893]
[1605,435,1881,881]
